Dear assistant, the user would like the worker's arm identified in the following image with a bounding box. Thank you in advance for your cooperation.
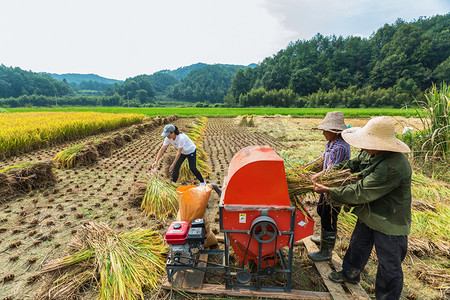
[151,145,168,169]
[169,147,183,172]
[329,164,402,205]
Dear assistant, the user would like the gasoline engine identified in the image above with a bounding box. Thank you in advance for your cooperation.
[165,218,206,261]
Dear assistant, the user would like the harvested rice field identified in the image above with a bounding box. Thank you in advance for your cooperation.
[0,114,448,299]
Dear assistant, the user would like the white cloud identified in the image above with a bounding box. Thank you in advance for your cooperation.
[262,0,450,40]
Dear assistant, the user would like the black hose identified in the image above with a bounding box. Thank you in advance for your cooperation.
[209,183,222,197]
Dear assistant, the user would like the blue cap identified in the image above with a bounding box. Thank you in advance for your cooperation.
[161,124,175,137]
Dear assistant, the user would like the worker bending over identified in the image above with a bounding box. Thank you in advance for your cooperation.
[152,124,205,185]
[313,116,411,300]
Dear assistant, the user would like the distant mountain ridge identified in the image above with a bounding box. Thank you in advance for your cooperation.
[42,73,123,85]
[155,62,257,80]
[44,62,257,84]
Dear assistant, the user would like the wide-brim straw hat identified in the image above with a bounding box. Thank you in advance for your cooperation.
[314,111,348,133]
[342,116,411,153]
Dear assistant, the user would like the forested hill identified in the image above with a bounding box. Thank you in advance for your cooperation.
[43,73,123,85]
[166,65,246,103]
[0,65,72,98]
[111,64,249,104]
[229,14,450,107]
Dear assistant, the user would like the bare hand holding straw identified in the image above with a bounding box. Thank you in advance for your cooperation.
[313,182,329,194]
[310,170,324,181]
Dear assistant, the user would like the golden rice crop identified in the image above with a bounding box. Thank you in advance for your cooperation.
[141,175,179,220]
[0,111,144,157]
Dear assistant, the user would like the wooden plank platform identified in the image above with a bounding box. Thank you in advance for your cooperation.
[302,238,370,300]
[162,278,331,300]
[330,252,370,300]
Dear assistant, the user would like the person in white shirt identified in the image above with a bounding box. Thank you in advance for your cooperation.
[151,124,205,185]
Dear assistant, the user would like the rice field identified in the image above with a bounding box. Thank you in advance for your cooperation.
[0,111,144,158]
[7,106,419,118]
[0,112,448,299]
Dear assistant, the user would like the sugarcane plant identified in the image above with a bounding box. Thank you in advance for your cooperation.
[37,222,167,300]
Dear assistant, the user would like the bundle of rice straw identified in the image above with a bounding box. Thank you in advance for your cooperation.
[286,167,359,198]
[248,115,255,127]
[141,175,178,220]
[303,157,325,173]
[54,142,99,168]
[239,115,248,126]
[37,222,167,300]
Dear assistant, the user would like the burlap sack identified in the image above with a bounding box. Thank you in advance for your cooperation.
[176,184,212,223]
[176,184,217,247]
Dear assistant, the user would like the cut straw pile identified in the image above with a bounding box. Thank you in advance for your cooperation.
[178,116,211,182]
[53,142,99,168]
[238,114,255,127]
[141,175,178,220]
[0,161,56,199]
[37,222,167,300]
[239,115,248,126]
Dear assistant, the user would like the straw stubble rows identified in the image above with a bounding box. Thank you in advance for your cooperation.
[0,117,288,299]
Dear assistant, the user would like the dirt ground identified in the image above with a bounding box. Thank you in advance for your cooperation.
[0,115,439,299]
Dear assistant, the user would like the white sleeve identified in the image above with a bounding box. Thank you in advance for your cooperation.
[162,137,170,146]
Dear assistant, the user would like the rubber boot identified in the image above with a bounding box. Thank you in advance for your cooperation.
[310,235,321,245]
[307,230,337,261]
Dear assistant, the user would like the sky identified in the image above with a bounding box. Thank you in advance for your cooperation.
[1,0,449,80]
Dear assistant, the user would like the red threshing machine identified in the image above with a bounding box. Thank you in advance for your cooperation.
[165,145,314,292]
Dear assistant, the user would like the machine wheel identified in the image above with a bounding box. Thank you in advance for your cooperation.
[251,217,278,244]
[236,269,252,284]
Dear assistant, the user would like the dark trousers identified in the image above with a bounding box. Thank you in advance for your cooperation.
[342,219,408,300]
[317,194,341,232]
[172,150,204,183]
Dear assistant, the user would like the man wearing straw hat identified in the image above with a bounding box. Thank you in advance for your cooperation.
[308,111,351,262]
[313,116,411,300]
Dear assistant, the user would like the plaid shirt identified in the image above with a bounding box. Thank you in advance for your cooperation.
[320,136,351,170]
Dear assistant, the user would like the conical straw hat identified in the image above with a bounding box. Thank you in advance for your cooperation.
[314,111,348,133]
[342,116,411,153]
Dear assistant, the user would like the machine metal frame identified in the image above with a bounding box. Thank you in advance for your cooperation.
[219,204,298,292]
